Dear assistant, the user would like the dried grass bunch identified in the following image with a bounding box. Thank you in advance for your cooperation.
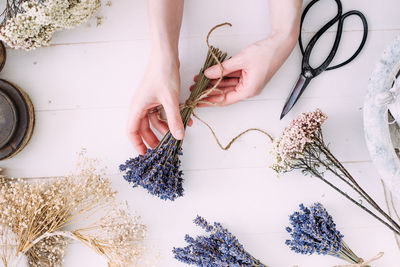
[0,156,147,267]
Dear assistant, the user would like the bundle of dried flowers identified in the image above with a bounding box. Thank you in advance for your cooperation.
[0,0,100,50]
[0,157,147,267]
[286,203,369,265]
[120,25,229,201]
[270,109,400,236]
[173,216,267,267]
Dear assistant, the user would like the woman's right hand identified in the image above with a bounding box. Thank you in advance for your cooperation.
[127,52,184,155]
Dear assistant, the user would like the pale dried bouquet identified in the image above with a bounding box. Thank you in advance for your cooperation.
[0,0,100,50]
[0,157,147,267]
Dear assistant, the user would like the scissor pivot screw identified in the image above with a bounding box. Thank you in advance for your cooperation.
[305,71,313,78]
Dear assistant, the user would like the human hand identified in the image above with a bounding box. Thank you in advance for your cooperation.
[197,33,298,106]
[127,52,185,155]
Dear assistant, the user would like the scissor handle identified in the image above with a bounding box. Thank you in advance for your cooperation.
[299,0,342,56]
[325,10,368,71]
[299,0,368,77]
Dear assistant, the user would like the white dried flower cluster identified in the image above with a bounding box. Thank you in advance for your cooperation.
[0,156,147,267]
[73,205,147,267]
[270,109,328,172]
[27,235,68,267]
[0,0,100,50]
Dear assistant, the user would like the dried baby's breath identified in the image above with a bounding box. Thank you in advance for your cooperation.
[0,156,147,267]
[0,0,100,50]
[27,235,68,267]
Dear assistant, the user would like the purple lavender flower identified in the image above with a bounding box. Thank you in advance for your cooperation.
[173,216,267,267]
[286,203,362,264]
[120,133,184,201]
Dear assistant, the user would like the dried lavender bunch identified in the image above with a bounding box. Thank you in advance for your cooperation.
[270,109,400,236]
[120,47,227,201]
[286,203,364,265]
[173,216,267,267]
[0,0,100,50]
[0,157,147,267]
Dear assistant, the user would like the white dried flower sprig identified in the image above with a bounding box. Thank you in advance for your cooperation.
[0,0,100,50]
[0,156,147,267]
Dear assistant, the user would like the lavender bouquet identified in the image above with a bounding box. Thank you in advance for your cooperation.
[286,203,366,265]
[120,47,227,201]
[173,216,267,267]
[270,109,400,235]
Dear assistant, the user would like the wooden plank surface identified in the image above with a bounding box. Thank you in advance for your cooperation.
[1,0,400,266]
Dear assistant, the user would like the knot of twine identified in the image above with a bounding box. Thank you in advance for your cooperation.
[335,252,384,267]
[154,22,273,150]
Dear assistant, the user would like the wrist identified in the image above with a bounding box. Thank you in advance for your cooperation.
[150,44,180,66]
[266,28,299,49]
[268,0,302,46]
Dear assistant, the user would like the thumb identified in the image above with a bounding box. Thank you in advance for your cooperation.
[162,98,185,140]
[204,56,242,79]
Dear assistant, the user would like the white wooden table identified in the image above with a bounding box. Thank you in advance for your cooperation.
[2,0,400,266]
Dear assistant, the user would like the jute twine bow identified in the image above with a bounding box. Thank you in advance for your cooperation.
[335,252,384,267]
[154,22,273,150]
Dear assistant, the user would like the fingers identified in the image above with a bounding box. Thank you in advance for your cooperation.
[222,70,242,78]
[190,77,240,97]
[197,87,245,107]
[194,71,241,82]
[140,117,159,149]
[149,112,169,135]
[127,110,148,155]
[204,56,243,79]
[162,98,185,140]
[208,77,240,87]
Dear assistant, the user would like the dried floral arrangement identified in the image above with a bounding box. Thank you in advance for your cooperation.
[270,109,400,236]
[0,157,147,267]
[120,24,230,201]
[173,216,267,267]
[0,0,100,50]
[286,203,383,265]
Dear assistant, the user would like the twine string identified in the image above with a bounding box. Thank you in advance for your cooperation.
[154,22,273,150]
[191,112,273,150]
[336,252,384,267]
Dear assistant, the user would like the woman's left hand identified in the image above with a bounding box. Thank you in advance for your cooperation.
[198,32,298,106]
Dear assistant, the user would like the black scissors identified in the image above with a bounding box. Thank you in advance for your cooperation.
[280,0,368,119]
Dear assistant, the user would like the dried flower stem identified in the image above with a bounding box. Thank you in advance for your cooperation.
[298,134,400,235]
[317,140,400,231]
[302,160,400,235]
[334,241,362,264]
[382,180,400,251]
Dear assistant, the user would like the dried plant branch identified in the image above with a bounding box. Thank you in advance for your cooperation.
[271,109,400,236]
[0,156,147,267]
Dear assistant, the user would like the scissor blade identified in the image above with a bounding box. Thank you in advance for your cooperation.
[280,75,311,120]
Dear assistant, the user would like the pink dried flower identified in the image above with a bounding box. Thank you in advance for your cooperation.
[270,109,328,172]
